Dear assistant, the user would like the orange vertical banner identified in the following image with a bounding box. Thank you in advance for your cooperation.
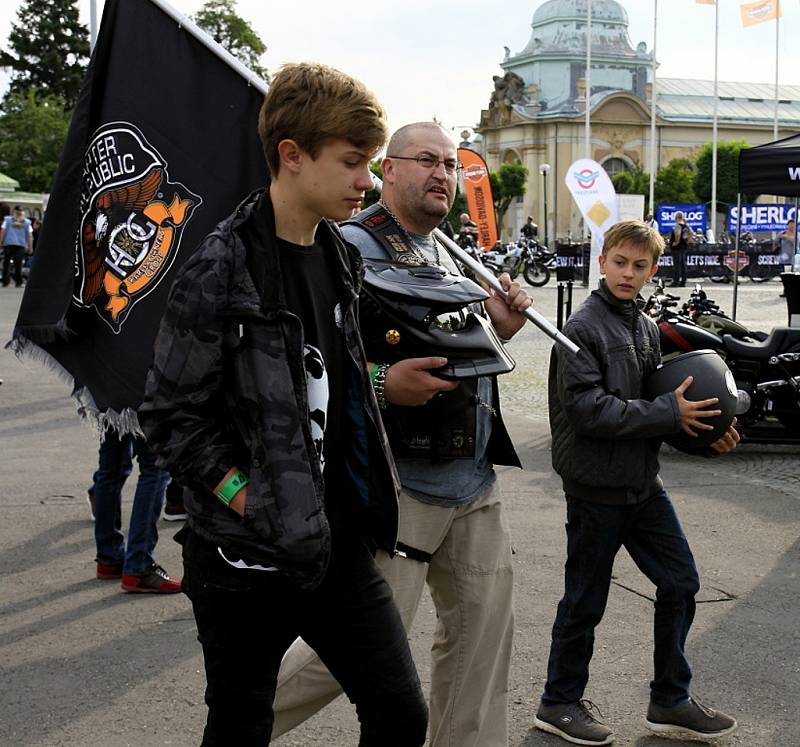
[458,148,498,250]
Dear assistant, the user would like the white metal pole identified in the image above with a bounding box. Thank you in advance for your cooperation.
[648,0,658,214]
[774,10,780,140]
[711,0,719,237]
[583,0,592,243]
[89,0,98,51]
[585,0,592,159]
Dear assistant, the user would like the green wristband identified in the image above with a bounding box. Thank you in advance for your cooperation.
[217,470,249,506]
[369,363,381,386]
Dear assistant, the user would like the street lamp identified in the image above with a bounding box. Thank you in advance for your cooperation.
[539,163,551,248]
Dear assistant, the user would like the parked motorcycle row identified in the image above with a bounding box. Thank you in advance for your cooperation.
[453,230,799,444]
[457,233,555,287]
[644,279,800,445]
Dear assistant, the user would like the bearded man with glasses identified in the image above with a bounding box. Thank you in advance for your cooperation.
[271,121,532,747]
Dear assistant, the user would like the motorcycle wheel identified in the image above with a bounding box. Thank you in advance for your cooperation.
[747,262,772,283]
[523,261,550,287]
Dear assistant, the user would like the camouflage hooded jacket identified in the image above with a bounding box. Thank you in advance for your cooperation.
[139,190,401,590]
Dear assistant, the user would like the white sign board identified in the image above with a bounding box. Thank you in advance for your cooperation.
[617,194,645,222]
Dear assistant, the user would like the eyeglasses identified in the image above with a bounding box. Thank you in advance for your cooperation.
[386,154,463,174]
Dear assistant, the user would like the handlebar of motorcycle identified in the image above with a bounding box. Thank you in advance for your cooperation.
[369,174,580,356]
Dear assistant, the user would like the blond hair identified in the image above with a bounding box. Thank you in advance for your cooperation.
[602,219,664,265]
[258,63,388,177]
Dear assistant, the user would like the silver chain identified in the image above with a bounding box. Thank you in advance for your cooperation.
[378,199,441,266]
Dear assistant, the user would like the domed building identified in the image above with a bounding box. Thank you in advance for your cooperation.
[477,0,800,239]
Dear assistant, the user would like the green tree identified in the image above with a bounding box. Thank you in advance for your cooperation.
[489,162,528,234]
[0,0,89,111]
[361,160,383,209]
[693,140,755,210]
[194,0,268,80]
[655,158,696,203]
[0,89,71,192]
[610,162,650,198]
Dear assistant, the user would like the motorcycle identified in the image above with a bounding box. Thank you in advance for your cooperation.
[680,283,768,342]
[480,238,552,287]
[644,280,800,444]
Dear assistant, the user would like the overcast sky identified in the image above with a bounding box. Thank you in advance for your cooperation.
[1,0,799,135]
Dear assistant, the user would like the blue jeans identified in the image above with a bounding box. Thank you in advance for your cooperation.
[93,432,170,575]
[543,490,700,708]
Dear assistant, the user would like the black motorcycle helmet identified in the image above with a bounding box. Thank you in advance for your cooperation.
[643,349,737,449]
[360,260,515,379]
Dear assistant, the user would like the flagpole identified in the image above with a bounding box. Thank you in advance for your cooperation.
[148,0,268,94]
[773,7,779,140]
[585,0,592,159]
[711,0,719,237]
[648,0,658,214]
[89,0,98,51]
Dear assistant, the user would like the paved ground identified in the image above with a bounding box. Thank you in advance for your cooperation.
[1,277,798,746]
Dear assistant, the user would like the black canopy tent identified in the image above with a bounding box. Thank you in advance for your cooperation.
[735,133,800,319]
[739,132,800,197]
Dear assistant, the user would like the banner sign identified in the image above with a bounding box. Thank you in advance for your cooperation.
[656,203,707,232]
[726,203,797,232]
[659,243,782,280]
[565,159,619,287]
[458,148,498,250]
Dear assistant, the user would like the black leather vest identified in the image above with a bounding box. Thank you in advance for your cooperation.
[346,203,478,461]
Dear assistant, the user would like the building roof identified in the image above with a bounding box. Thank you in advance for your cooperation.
[657,78,800,127]
[532,0,628,27]
[510,0,643,64]
[0,172,21,192]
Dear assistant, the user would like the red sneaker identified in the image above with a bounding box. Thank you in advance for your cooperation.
[121,564,182,594]
[96,562,123,579]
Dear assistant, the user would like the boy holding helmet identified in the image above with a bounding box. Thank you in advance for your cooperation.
[534,219,739,745]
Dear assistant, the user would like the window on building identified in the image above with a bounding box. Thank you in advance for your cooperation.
[602,157,629,177]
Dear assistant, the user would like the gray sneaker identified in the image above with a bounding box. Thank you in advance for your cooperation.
[534,700,614,745]
[646,697,737,739]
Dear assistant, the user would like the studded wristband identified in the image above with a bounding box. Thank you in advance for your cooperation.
[373,363,390,410]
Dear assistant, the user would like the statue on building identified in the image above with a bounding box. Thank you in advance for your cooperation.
[488,72,528,124]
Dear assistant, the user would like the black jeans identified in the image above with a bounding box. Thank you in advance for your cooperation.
[181,527,428,746]
[2,245,24,286]
[672,248,687,286]
[543,490,700,707]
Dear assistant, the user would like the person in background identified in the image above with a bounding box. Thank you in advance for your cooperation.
[1,205,33,287]
[669,211,693,287]
[779,218,796,271]
[521,215,538,241]
[92,432,178,593]
[645,211,660,234]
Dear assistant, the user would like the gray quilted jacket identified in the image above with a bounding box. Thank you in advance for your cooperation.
[139,190,401,589]
[548,281,681,504]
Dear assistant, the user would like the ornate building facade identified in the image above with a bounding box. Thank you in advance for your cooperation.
[477,0,800,240]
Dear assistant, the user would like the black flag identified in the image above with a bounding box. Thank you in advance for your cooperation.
[10,0,267,431]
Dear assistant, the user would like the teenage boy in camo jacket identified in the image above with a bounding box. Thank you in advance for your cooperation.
[139,63,427,747]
